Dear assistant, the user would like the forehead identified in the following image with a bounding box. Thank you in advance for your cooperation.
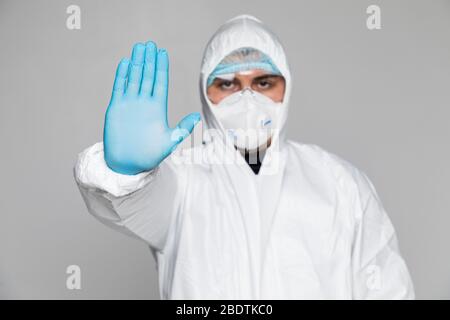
[230,69,278,80]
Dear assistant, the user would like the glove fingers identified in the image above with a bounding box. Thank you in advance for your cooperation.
[126,43,145,96]
[111,58,130,102]
[140,41,157,97]
[153,49,169,105]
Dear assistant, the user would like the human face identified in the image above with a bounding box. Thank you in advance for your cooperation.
[207,69,285,105]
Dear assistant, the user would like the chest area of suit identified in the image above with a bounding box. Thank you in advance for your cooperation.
[171,170,354,298]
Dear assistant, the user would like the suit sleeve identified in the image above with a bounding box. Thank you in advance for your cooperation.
[350,169,415,299]
[74,142,184,252]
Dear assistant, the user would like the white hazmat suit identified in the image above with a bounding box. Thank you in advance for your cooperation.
[74,15,414,299]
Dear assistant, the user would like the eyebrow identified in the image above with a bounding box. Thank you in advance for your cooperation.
[253,74,282,81]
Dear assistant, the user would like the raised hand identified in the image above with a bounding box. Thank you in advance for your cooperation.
[103,42,200,175]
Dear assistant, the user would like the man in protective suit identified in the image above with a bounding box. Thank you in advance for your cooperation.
[74,15,414,299]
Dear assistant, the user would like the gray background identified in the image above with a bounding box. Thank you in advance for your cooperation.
[0,0,449,299]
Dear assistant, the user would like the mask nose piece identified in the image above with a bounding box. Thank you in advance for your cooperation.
[240,87,255,97]
[240,88,256,109]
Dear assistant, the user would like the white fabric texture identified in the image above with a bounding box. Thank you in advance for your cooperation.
[74,14,414,299]
[75,142,155,197]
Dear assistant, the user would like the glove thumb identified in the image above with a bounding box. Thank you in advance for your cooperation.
[170,112,201,150]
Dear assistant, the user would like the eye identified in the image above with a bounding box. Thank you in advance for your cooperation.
[256,79,273,90]
[218,80,235,90]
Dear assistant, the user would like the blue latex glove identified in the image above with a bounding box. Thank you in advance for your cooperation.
[103,42,201,175]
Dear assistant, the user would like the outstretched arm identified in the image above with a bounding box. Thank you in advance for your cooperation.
[74,41,199,251]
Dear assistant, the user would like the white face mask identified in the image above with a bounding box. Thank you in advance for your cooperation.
[211,89,282,152]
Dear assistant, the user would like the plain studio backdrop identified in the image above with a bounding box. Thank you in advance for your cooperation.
[0,0,449,299]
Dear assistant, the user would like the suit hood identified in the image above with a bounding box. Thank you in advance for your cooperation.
[199,14,292,148]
